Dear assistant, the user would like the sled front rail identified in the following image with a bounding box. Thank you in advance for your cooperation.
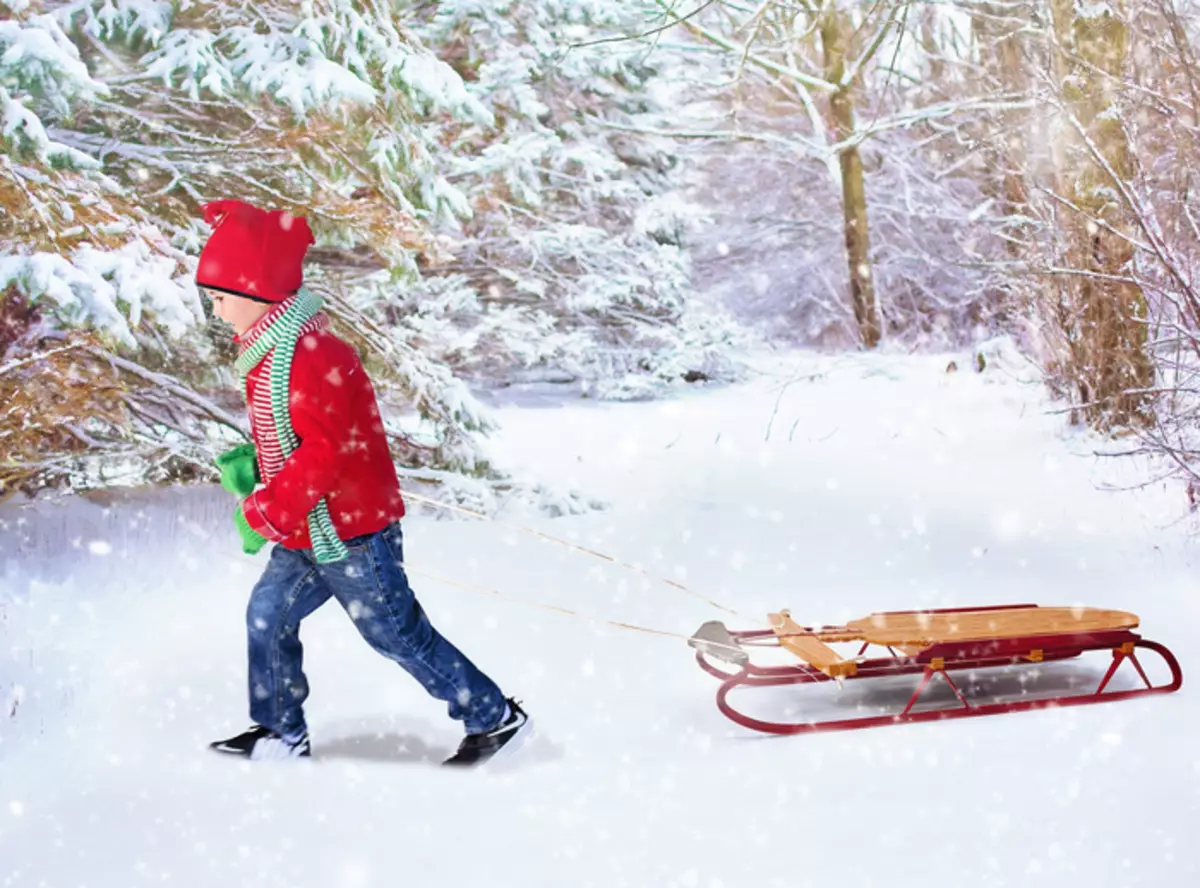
[690,604,1183,735]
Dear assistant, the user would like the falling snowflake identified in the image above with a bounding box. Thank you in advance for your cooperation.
[992,509,1023,540]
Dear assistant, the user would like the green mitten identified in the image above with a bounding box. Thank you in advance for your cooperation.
[216,443,260,497]
[233,504,268,556]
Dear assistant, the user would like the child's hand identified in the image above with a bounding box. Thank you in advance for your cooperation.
[232,504,268,556]
[215,443,260,497]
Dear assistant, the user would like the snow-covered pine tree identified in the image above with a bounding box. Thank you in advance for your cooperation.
[398,0,748,400]
[0,0,215,496]
[0,2,202,348]
[56,0,518,477]
[1,0,513,497]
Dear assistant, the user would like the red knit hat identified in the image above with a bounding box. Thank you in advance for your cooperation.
[196,200,315,303]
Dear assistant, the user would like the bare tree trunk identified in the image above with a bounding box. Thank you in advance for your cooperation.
[820,4,881,349]
[969,3,1033,257]
[1050,0,1155,427]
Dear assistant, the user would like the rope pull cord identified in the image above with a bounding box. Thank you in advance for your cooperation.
[399,490,759,625]
[402,564,754,661]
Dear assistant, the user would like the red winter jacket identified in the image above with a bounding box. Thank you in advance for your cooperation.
[236,311,406,551]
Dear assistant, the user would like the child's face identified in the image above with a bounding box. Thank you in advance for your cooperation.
[202,287,271,336]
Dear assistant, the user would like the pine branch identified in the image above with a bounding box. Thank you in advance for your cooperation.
[86,347,248,436]
[0,344,84,378]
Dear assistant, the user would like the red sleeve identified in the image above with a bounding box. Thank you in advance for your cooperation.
[241,333,360,541]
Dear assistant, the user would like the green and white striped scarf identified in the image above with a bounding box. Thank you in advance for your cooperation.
[234,288,348,564]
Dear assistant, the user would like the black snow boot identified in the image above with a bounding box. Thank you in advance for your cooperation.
[443,698,532,767]
[209,724,311,760]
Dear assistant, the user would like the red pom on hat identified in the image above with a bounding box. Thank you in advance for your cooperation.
[196,199,315,303]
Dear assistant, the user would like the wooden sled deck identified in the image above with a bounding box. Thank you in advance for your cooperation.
[689,604,1182,735]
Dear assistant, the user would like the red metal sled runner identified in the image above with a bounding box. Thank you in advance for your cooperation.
[689,604,1183,734]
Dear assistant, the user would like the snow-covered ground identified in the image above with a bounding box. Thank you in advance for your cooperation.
[3,345,1199,887]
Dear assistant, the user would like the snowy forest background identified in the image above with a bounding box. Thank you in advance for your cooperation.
[5,0,1200,513]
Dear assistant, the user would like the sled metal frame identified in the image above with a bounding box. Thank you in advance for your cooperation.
[691,604,1183,735]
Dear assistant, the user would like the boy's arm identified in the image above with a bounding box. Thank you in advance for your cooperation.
[240,336,357,542]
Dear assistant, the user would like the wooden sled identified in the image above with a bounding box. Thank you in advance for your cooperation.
[689,604,1183,734]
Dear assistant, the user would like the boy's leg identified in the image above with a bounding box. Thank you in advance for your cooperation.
[317,522,508,735]
[244,544,333,738]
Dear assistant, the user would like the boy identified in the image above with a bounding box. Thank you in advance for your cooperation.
[196,199,529,764]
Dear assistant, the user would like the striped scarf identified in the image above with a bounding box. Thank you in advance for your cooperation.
[234,288,348,564]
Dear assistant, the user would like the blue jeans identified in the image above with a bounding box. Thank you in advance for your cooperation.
[244,520,507,737]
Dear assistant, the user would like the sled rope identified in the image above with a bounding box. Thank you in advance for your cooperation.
[401,490,757,623]
[404,564,750,657]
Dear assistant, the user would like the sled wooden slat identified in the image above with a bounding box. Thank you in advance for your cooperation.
[845,607,1140,648]
[768,612,857,678]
